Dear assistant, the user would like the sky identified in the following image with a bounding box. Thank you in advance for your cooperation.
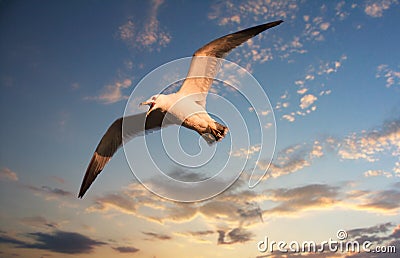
[0,0,400,257]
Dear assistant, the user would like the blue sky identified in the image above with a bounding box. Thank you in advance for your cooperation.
[1,0,400,257]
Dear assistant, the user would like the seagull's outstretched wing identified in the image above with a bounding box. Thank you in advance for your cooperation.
[78,109,167,198]
[177,20,283,106]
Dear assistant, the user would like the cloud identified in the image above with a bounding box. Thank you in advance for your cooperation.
[219,15,241,26]
[178,230,215,244]
[300,94,317,109]
[27,185,73,199]
[217,228,253,245]
[260,118,400,182]
[256,117,399,185]
[184,230,215,237]
[257,141,323,179]
[167,168,209,182]
[118,0,171,51]
[0,230,105,254]
[282,114,295,122]
[207,0,303,69]
[208,0,297,26]
[137,0,171,48]
[347,222,393,237]
[142,231,172,240]
[85,79,132,104]
[71,82,80,90]
[364,169,393,178]
[19,216,58,229]
[394,162,400,176]
[319,22,330,30]
[338,119,400,163]
[87,192,138,215]
[390,224,400,238]
[364,0,398,18]
[277,55,347,122]
[118,19,135,42]
[113,246,140,253]
[344,222,400,257]
[0,234,25,246]
[376,64,400,88]
[302,16,332,42]
[357,189,400,212]
[50,176,65,184]
[0,167,18,181]
[260,158,309,178]
[87,176,266,229]
[335,1,351,20]
[230,144,261,158]
[264,184,341,215]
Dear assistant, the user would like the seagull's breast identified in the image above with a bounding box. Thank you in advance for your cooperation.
[165,94,212,131]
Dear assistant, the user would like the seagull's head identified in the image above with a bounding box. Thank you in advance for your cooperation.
[140,94,165,114]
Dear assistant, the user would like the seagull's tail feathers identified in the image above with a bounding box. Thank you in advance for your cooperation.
[202,122,229,145]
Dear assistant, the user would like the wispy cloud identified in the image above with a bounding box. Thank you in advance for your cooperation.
[70,82,80,90]
[207,0,302,71]
[230,144,261,158]
[113,246,139,253]
[376,64,400,88]
[142,231,172,241]
[345,222,400,257]
[257,140,323,179]
[347,222,393,237]
[277,55,346,121]
[302,16,331,42]
[264,184,341,215]
[357,189,400,212]
[364,169,393,178]
[85,79,132,104]
[208,0,297,26]
[282,114,295,122]
[364,0,399,18]
[178,230,215,244]
[19,216,59,229]
[87,192,139,215]
[88,177,265,229]
[338,119,400,164]
[26,185,73,200]
[217,227,253,245]
[0,230,105,254]
[0,167,18,181]
[266,118,400,179]
[118,0,171,51]
[299,94,317,109]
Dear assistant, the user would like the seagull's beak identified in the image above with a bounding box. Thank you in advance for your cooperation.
[140,101,155,115]
[139,101,151,106]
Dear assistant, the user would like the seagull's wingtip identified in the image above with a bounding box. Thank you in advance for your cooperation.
[272,20,284,25]
[78,187,86,199]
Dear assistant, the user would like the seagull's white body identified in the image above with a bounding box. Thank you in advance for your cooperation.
[78,20,284,198]
[164,93,221,140]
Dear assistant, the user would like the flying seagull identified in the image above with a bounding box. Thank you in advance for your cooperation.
[78,20,283,198]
